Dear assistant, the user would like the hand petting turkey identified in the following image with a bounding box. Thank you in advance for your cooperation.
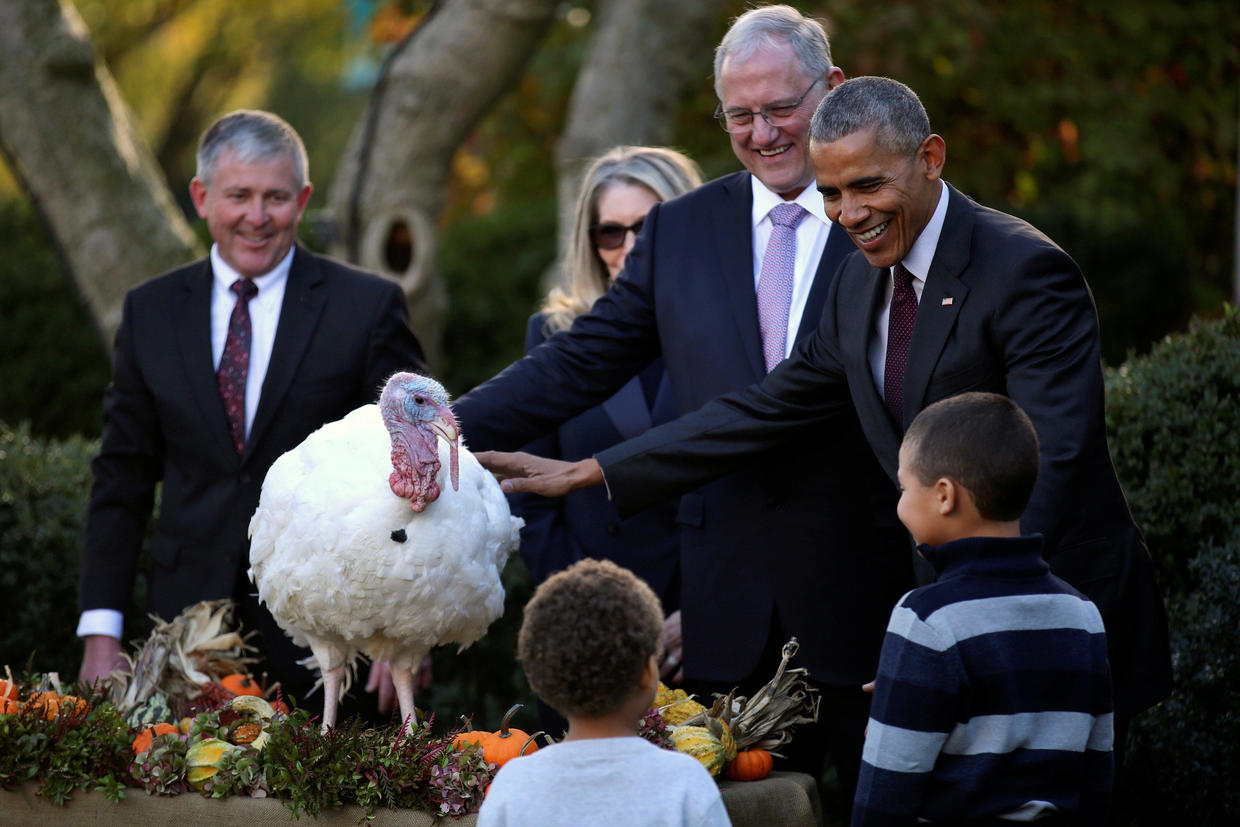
[474,451,604,497]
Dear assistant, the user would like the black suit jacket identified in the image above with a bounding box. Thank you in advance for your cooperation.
[455,172,914,687]
[79,246,425,656]
[509,314,682,608]
[598,184,1173,718]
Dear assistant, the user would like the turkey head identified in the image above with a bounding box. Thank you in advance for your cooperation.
[379,372,460,512]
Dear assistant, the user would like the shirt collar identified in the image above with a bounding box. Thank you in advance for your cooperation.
[210,243,296,295]
[897,181,949,283]
[750,175,830,228]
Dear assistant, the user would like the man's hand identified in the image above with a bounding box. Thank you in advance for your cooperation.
[474,452,604,497]
[659,610,684,683]
[79,635,126,687]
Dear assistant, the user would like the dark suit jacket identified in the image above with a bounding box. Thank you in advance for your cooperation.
[455,172,914,687]
[79,245,425,679]
[597,184,1173,719]
[509,314,681,609]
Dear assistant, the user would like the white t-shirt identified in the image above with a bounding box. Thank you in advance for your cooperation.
[478,736,730,827]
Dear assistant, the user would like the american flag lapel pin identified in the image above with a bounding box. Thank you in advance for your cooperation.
[941,296,954,307]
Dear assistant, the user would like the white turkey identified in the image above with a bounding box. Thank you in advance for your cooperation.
[247,372,523,731]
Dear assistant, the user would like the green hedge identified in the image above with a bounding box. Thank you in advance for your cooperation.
[1104,307,1240,824]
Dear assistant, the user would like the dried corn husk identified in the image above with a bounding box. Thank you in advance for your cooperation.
[717,638,820,753]
[109,600,259,713]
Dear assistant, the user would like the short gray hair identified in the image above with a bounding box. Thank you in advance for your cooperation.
[195,110,309,190]
[714,5,833,97]
[809,76,931,156]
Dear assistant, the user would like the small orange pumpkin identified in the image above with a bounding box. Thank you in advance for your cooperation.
[132,722,181,755]
[219,673,263,698]
[0,697,21,715]
[0,679,17,701]
[270,699,290,715]
[452,703,539,767]
[725,748,774,781]
[27,691,60,720]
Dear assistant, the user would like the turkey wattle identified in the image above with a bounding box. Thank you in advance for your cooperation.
[247,372,523,731]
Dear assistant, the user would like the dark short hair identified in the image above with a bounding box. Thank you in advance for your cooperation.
[517,559,664,719]
[809,76,931,156]
[196,110,308,190]
[903,392,1040,522]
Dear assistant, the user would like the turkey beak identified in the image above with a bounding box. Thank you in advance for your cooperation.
[429,402,460,491]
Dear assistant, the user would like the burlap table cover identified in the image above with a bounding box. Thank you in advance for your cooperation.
[2,770,821,825]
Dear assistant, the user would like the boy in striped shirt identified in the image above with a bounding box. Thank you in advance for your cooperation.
[853,392,1113,826]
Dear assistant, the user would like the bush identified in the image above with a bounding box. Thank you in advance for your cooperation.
[0,423,148,675]
[0,201,111,440]
[1124,532,1240,823]
[1103,307,1240,824]
[1105,306,1240,596]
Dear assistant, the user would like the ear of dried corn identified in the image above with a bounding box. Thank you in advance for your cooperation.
[704,638,821,754]
[108,600,260,714]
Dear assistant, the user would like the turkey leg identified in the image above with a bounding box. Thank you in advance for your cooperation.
[321,664,345,733]
[392,666,417,733]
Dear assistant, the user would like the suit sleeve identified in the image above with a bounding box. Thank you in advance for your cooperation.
[597,282,854,518]
[79,291,162,613]
[507,316,578,583]
[993,245,1104,546]
[359,278,427,404]
[453,204,667,451]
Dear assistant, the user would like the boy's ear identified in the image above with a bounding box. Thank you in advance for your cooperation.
[638,655,659,692]
[935,477,958,516]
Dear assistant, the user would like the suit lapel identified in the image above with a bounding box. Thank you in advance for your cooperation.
[841,262,903,479]
[246,246,326,462]
[713,173,767,380]
[902,185,972,427]
[175,260,238,460]
[601,376,654,443]
[795,220,854,342]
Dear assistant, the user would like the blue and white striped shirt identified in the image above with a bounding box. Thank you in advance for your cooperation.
[852,535,1113,826]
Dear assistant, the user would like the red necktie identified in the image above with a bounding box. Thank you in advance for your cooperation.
[756,202,808,372]
[884,263,917,426]
[218,278,258,455]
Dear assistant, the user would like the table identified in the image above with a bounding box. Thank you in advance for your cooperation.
[2,771,821,825]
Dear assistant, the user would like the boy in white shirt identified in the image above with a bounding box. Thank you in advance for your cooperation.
[480,559,730,827]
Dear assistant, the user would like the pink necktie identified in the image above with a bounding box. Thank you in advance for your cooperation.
[884,263,918,426]
[218,278,258,455]
[756,202,808,372]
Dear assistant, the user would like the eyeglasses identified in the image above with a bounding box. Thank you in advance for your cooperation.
[590,219,644,250]
[714,77,822,133]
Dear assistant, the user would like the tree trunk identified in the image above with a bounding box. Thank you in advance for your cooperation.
[0,0,201,346]
[325,0,560,370]
[551,0,729,281]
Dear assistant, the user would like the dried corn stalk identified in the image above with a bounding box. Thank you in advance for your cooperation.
[108,599,258,713]
[688,637,820,754]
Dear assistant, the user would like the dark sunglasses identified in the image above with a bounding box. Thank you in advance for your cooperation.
[590,219,644,250]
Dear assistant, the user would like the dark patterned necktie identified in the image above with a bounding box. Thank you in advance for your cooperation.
[884,263,918,426]
[218,278,259,455]
[756,202,808,372]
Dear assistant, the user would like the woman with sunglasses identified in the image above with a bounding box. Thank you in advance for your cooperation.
[511,146,702,731]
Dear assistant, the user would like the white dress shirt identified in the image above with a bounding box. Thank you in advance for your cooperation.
[77,245,295,640]
[868,181,950,398]
[750,176,839,362]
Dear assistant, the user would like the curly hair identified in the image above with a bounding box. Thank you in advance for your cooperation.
[517,559,664,719]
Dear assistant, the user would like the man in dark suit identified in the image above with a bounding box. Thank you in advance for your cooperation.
[454,8,914,799]
[482,77,1173,757]
[77,110,426,706]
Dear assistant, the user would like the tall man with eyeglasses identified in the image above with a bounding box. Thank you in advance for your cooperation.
[453,6,915,802]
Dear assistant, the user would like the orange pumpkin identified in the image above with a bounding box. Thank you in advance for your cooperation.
[270,699,290,715]
[0,697,21,715]
[725,748,774,781]
[0,679,17,701]
[27,692,60,720]
[452,703,539,767]
[220,673,263,698]
[132,723,181,755]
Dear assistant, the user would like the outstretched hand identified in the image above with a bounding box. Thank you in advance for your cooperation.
[474,452,605,498]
